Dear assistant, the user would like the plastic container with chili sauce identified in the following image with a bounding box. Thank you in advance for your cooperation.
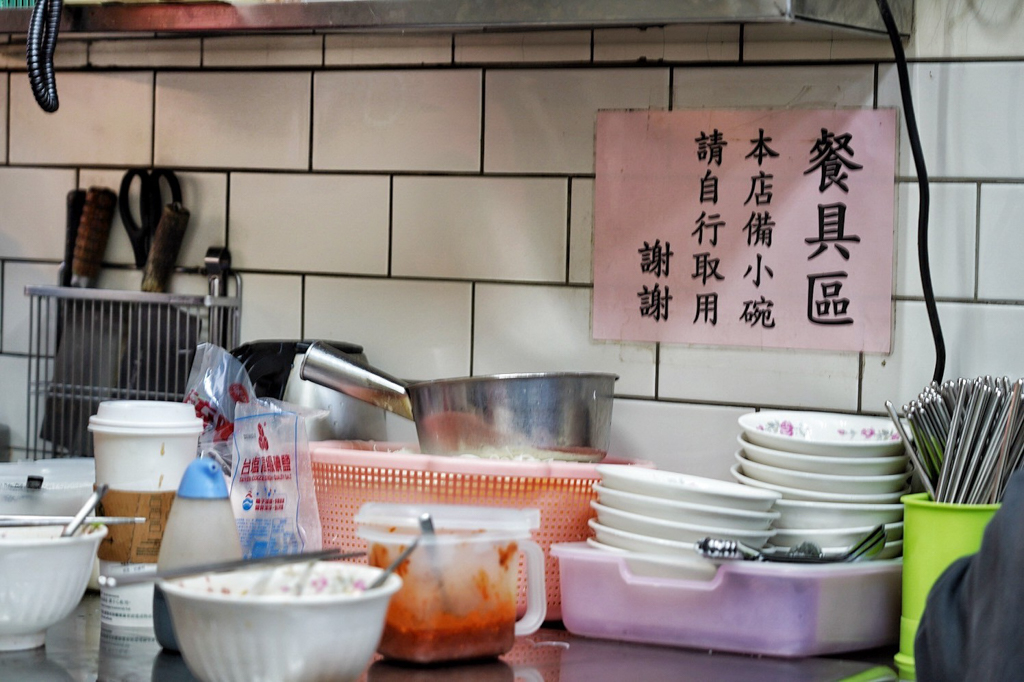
[355,503,546,664]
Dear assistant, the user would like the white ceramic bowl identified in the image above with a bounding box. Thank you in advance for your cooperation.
[738,435,910,476]
[161,562,402,682]
[593,484,779,531]
[734,451,912,495]
[591,501,776,548]
[596,464,779,512]
[0,524,107,651]
[738,411,904,457]
[772,498,905,529]
[588,519,697,557]
[877,539,904,560]
[0,458,95,516]
[769,522,904,549]
[730,464,909,504]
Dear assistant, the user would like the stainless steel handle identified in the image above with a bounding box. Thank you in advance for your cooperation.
[299,341,414,420]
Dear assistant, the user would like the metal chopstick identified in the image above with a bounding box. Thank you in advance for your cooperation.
[0,515,145,527]
[99,548,366,588]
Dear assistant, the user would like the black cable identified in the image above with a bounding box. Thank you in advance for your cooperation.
[875,0,945,384]
[27,0,63,113]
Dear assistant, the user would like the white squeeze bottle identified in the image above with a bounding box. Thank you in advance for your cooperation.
[153,458,242,652]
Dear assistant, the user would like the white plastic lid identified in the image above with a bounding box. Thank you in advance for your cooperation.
[354,503,540,536]
[88,400,203,432]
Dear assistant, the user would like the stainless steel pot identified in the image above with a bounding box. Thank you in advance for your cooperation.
[300,341,616,460]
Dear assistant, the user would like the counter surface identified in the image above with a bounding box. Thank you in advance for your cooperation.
[5,594,899,681]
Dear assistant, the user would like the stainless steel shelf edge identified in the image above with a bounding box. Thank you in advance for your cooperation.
[0,0,912,37]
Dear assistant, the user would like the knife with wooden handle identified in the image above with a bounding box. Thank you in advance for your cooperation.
[141,201,190,293]
[61,190,85,287]
[70,187,117,288]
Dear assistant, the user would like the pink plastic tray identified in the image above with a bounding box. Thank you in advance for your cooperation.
[552,542,901,657]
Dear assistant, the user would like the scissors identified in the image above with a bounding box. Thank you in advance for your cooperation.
[118,168,182,268]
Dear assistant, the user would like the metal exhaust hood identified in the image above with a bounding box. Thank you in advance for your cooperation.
[0,0,912,37]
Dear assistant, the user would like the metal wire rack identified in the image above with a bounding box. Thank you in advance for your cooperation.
[25,274,241,459]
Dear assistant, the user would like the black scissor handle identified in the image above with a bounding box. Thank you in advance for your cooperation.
[119,168,183,267]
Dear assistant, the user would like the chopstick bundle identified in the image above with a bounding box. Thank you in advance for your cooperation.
[889,376,1024,504]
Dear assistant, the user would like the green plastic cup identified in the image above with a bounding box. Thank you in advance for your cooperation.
[895,492,1000,680]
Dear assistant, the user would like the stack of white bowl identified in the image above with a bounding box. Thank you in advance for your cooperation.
[588,465,781,564]
[733,410,910,560]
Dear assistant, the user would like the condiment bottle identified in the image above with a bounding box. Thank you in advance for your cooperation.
[153,458,242,652]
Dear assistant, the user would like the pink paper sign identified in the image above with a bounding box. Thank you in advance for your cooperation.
[593,109,897,353]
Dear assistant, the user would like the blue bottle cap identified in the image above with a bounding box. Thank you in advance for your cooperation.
[176,459,229,499]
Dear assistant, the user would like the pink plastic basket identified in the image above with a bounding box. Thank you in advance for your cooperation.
[310,441,652,620]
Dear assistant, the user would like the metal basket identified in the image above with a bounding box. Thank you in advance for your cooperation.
[25,274,241,459]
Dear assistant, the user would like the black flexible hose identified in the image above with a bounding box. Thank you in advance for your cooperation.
[875,0,945,384]
[27,0,63,113]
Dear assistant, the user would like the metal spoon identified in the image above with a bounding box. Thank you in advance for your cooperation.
[61,483,108,537]
[368,536,420,590]
[695,524,887,564]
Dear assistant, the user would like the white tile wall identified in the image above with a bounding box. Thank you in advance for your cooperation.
[568,178,594,284]
[2,26,1024,469]
[484,68,670,174]
[203,36,323,68]
[238,273,303,343]
[473,283,657,396]
[325,34,452,66]
[229,172,390,274]
[9,72,153,166]
[303,276,472,380]
[659,344,861,411]
[0,40,88,70]
[0,354,29,450]
[742,24,895,61]
[3,261,59,356]
[0,77,6,162]
[392,176,567,281]
[910,0,1024,59]
[674,65,876,109]
[896,182,977,299]
[455,31,590,64]
[609,399,753,480]
[593,25,740,63]
[0,168,77,259]
[879,63,1024,179]
[313,70,481,172]
[89,38,202,68]
[154,72,311,170]
[862,301,1024,410]
[978,183,1024,301]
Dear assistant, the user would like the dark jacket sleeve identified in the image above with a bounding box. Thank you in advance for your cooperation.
[915,470,1024,681]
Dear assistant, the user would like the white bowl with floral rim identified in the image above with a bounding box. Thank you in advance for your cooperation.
[738,411,905,457]
[161,562,401,682]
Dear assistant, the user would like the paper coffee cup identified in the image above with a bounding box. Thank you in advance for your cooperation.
[99,561,159,628]
[90,401,203,492]
[90,400,203,628]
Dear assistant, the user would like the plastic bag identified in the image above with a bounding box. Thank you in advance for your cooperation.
[184,343,323,558]
[231,399,323,558]
[183,343,254,473]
